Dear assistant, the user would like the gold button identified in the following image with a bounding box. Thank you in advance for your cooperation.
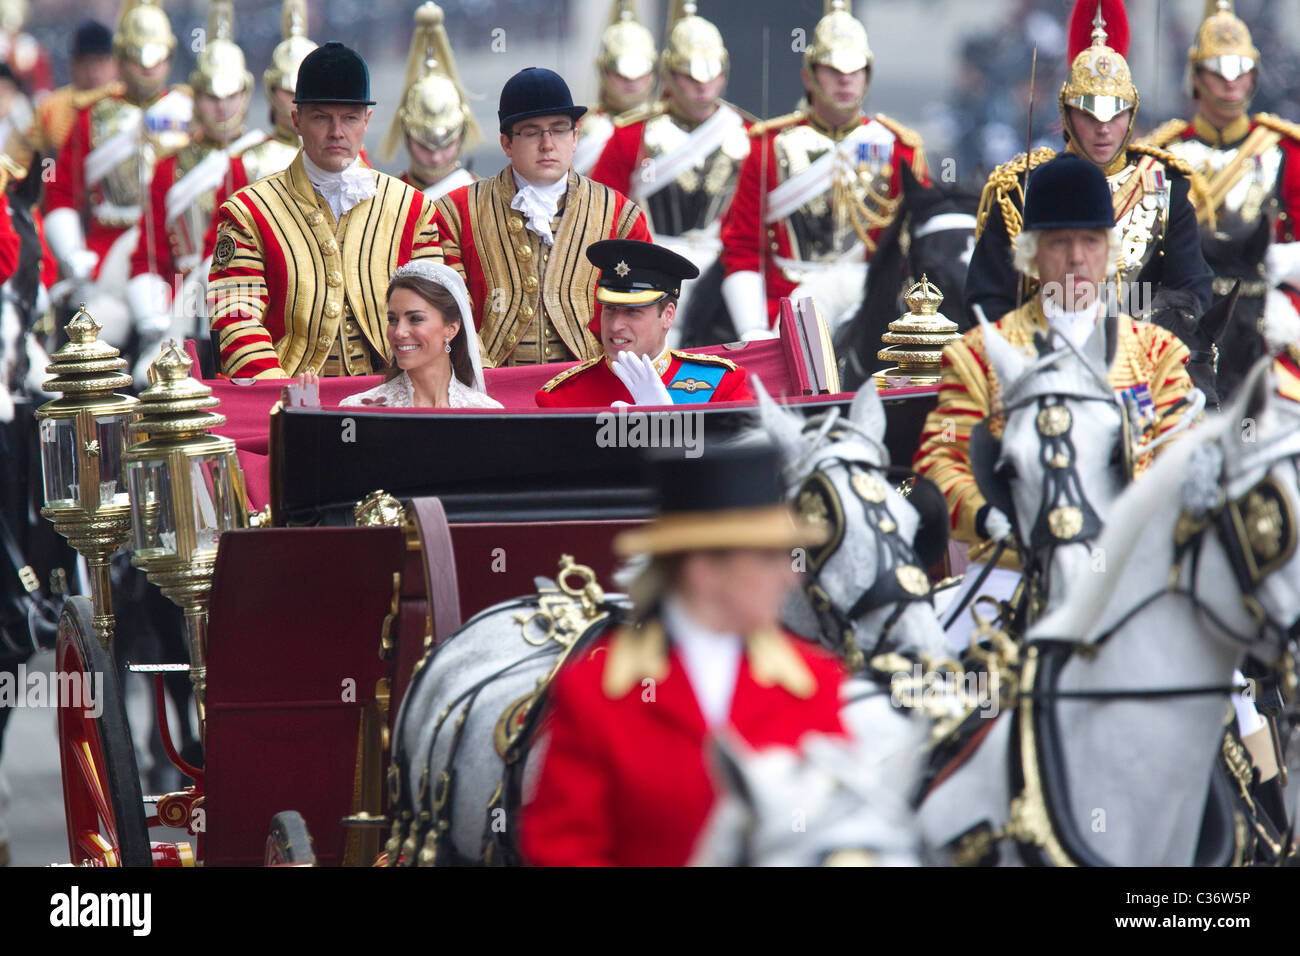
[523,275,538,292]
[521,303,534,317]
[322,239,339,255]
[327,270,343,287]
[506,332,517,346]
[545,346,553,357]
[344,322,358,334]
[308,211,324,226]
[325,302,341,318]
[517,244,532,259]
[508,217,523,231]
[318,334,331,347]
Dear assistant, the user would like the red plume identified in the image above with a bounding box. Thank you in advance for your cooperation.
[1067,0,1130,61]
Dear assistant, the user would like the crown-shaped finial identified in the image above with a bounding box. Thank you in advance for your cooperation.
[904,275,944,316]
[151,340,193,384]
[1091,3,1108,48]
[66,304,102,345]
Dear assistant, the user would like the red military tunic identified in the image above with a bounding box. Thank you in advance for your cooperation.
[521,625,847,866]
[0,192,19,285]
[44,88,191,276]
[720,110,928,323]
[535,349,752,407]
[433,167,652,367]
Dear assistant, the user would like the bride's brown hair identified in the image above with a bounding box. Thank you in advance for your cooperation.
[383,273,475,386]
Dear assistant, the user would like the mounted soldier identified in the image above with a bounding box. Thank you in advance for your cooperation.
[590,2,751,337]
[719,0,929,339]
[1142,0,1300,400]
[17,20,118,168]
[206,41,441,379]
[126,0,261,383]
[965,0,1213,343]
[43,0,191,351]
[0,0,50,99]
[573,0,657,177]
[433,67,650,368]
[380,2,480,203]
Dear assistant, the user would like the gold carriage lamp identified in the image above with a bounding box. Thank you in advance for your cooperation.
[123,340,250,722]
[34,305,140,651]
[873,275,961,390]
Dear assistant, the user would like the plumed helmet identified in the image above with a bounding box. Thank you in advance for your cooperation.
[1060,0,1138,125]
[662,1,728,84]
[190,1,253,102]
[114,0,176,71]
[264,0,317,98]
[0,0,27,35]
[381,2,480,161]
[1188,0,1259,82]
[803,0,872,76]
[597,1,657,80]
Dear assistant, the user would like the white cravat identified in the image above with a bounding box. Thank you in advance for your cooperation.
[663,596,744,728]
[1042,299,1103,351]
[510,169,568,246]
[302,152,376,220]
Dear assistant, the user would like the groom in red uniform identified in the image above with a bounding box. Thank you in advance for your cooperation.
[521,443,847,866]
[535,238,752,407]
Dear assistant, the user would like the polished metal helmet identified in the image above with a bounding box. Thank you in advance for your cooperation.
[803,0,872,76]
[0,0,27,35]
[263,0,317,98]
[597,0,657,81]
[381,2,480,162]
[1060,1,1138,126]
[1188,0,1259,83]
[190,1,252,102]
[662,2,728,84]
[113,0,176,71]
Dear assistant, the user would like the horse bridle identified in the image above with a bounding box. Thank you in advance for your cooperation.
[794,446,933,673]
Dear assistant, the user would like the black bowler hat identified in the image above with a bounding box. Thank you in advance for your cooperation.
[1022,153,1115,231]
[498,67,587,134]
[71,20,113,59]
[614,444,831,556]
[587,238,700,307]
[294,41,376,106]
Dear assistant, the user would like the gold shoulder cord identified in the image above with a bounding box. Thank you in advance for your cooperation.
[975,146,1057,242]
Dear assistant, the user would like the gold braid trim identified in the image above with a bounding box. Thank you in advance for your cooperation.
[1127,142,1194,177]
[1254,112,1300,145]
[671,349,737,371]
[1140,118,1189,149]
[974,146,1056,242]
[748,110,804,139]
[1127,144,1213,229]
[612,101,667,129]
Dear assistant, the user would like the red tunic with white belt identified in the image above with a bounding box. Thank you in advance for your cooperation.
[521,622,847,866]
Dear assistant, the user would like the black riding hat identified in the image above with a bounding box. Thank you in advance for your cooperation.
[1022,153,1115,231]
[294,41,376,106]
[498,67,587,134]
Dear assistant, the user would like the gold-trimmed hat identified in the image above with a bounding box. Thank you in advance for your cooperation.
[803,0,872,76]
[190,1,253,102]
[588,238,699,307]
[614,444,830,557]
[114,0,176,70]
[662,1,728,84]
[381,2,480,161]
[263,0,317,98]
[1188,0,1259,83]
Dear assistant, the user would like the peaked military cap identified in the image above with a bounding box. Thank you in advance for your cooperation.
[587,238,700,307]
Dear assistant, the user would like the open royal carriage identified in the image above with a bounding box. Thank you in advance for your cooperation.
[39,292,946,867]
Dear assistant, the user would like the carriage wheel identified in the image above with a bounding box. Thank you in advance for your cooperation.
[56,596,152,867]
[265,811,317,866]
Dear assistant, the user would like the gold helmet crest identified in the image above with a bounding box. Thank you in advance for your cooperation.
[597,1,656,81]
[190,1,252,102]
[381,2,480,161]
[662,2,728,84]
[264,0,317,98]
[1060,1,1138,125]
[114,0,176,70]
[803,0,872,76]
[1188,0,1259,82]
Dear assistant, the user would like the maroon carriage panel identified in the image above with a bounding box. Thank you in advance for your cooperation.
[204,526,405,866]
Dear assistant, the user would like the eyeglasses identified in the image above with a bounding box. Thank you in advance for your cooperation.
[509,123,576,141]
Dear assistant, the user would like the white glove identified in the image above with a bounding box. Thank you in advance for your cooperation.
[1266,241,1300,288]
[44,207,97,279]
[126,273,173,338]
[983,506,1013,544]
[720,269,770,339]
[609,350,672,406]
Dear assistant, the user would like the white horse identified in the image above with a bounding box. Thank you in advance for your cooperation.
[918,359,1300,865]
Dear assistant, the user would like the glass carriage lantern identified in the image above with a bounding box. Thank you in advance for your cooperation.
[34,305,139,651]
[123,341,249,722]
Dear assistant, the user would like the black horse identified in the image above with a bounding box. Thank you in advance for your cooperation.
[836,165,981,391]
